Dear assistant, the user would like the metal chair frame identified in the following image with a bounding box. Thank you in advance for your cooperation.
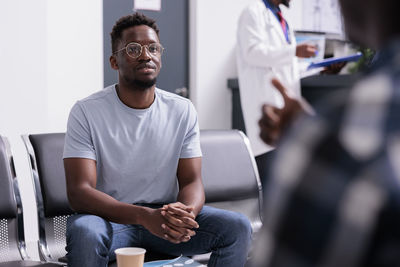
[22,135,70,264]
[0,135,63,266]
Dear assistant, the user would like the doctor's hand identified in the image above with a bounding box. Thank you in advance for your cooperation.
[296,44,317,58]
[320,62,347,75]
[259,79,312,146]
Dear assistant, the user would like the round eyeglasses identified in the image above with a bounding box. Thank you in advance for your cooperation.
[114,42,164,59]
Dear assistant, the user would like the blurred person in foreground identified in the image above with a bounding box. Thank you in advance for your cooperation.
[252,0,400,266]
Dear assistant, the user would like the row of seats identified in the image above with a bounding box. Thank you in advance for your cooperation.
[0,130,263,266]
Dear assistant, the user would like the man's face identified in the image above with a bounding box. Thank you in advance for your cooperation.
[112,25,162,89]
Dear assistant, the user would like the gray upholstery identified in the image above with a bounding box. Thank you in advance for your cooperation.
[0,135,62,266]
[200,130,263,233]
[201,130,261,201]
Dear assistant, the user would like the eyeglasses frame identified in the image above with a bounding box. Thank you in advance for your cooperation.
[113,42,164,59]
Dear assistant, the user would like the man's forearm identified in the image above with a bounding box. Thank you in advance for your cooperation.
[68,185,147,225]
[177,180,205,216]
[70,186,191,243]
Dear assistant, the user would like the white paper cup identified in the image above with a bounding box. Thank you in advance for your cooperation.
[115,247,146,267]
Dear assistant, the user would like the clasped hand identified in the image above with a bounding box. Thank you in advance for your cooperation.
[143,202,199,244]
[160,202,199,244]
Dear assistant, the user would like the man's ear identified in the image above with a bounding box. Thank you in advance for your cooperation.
[110,55,119,70]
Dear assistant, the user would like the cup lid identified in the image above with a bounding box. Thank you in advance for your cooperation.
[115,247,146,255]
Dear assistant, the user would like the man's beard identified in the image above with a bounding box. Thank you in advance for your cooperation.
[131,78,157,90]
[281,0,290,7]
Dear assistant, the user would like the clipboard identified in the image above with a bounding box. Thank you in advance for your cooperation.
[307,52,363,70]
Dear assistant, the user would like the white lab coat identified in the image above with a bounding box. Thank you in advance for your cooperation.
[236,0,300,156]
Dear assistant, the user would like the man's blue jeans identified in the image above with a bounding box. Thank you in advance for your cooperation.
[66,206,252,267]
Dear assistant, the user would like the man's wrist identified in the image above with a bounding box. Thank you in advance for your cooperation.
[132,205,150,226]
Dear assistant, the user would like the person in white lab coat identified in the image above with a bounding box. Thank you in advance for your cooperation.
[236,0,316,191]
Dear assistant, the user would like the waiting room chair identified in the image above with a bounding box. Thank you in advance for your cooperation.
[191,130,263,263]
[0,135,63,267]
[200,130,263,232]
[22,130,263,265]
[22,134,72,264]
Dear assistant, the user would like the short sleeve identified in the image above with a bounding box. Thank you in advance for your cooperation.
[63,102,97,160]
[180,101,202,159]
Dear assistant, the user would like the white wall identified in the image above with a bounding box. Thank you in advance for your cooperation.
[0,1,47,252]
[282,0,303,29]
[190,0,257,130]
[46,1,104,130]
[0,0,103,255]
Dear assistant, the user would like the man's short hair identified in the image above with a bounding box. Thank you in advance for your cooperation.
[110,12,160,53]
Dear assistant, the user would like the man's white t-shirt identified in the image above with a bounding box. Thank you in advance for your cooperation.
[63,85,202,204]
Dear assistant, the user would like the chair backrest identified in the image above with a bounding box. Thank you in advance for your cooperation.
[200,130,263,232]
[0,135,27,262]
[22,133,72,263]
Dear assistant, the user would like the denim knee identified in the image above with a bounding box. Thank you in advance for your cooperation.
[201,208,253,267]
[66,214,112,256]
[230,212,253,243]
[209,208,252,245]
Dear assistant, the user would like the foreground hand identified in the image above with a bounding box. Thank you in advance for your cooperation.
[296,44,317,58]
[141,207,191,244]
[259,79,308,146]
